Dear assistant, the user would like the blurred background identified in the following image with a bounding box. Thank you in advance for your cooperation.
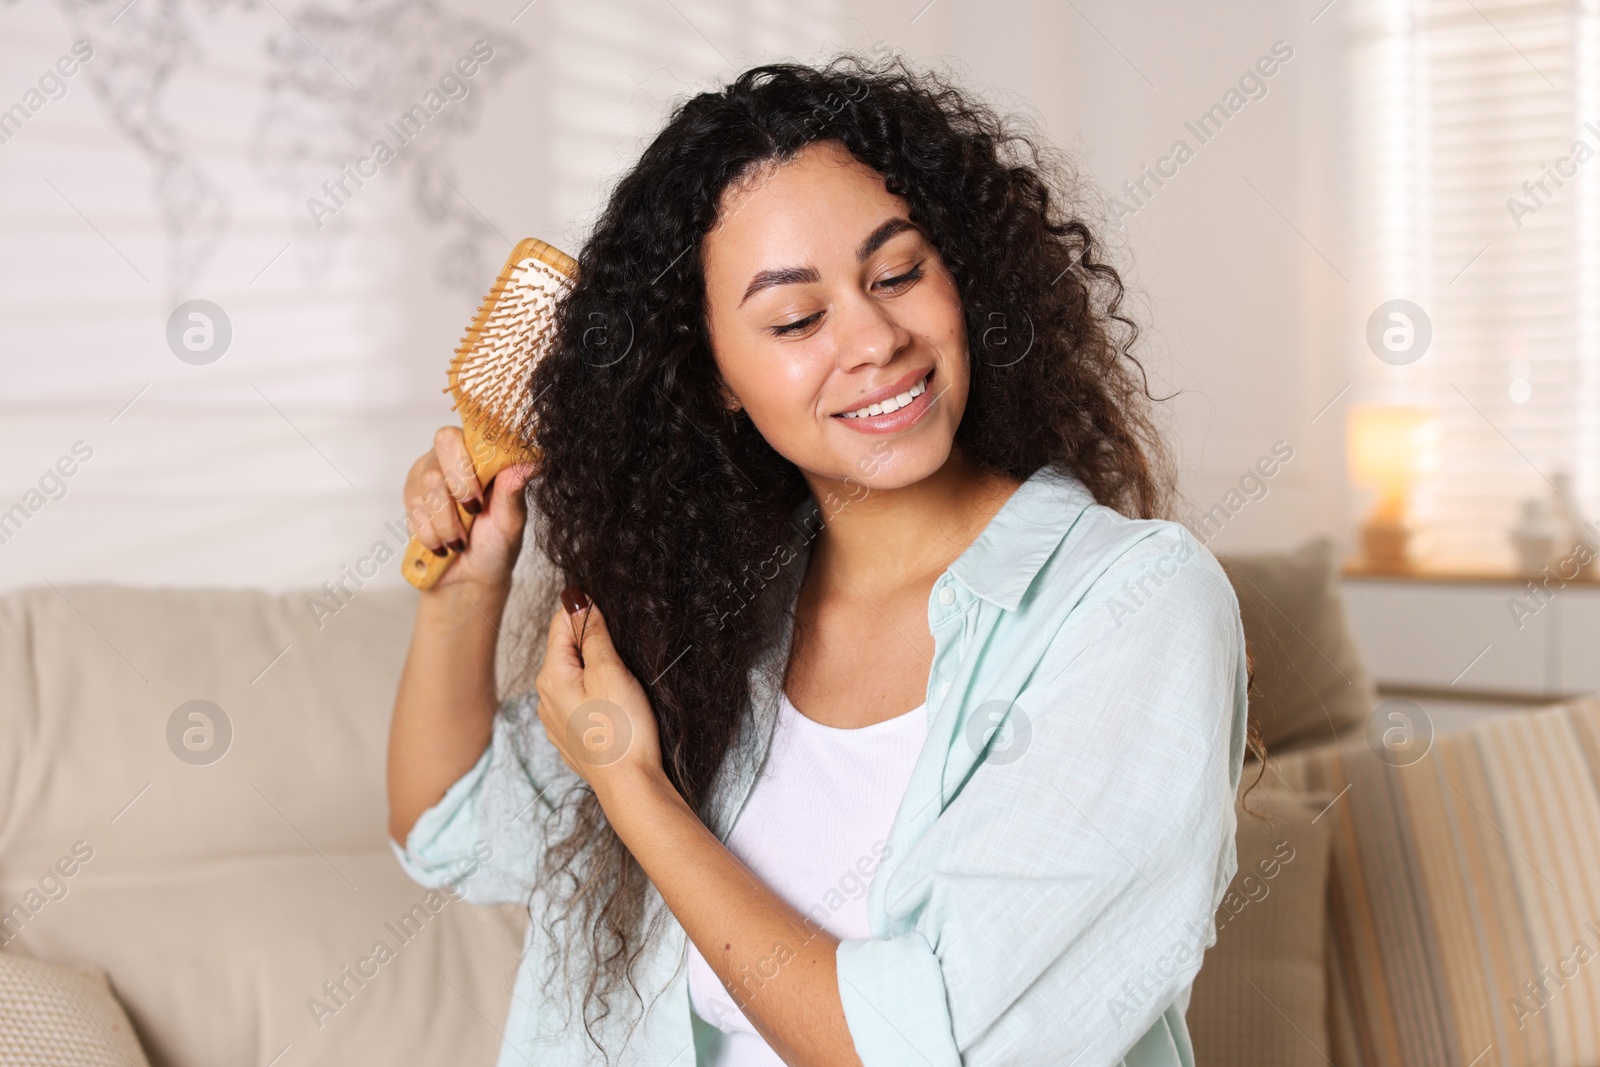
[4,0,1596,656]
[9,0,1356,590]
[2,2,1599,1066]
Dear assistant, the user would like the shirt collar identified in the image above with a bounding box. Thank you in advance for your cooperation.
[709,465,1095,840]
[784,464,1097,613]
[946,465,1096,611]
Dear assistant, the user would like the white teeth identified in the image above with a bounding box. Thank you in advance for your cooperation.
[841,373,929,419]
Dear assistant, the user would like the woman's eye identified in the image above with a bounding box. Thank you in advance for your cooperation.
[876,262,925,290]
[770,312,822,337]
[767,262,925,337]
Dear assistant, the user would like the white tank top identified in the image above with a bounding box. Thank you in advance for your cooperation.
[686,689,929,1065]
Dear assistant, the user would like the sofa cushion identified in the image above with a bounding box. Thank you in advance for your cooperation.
[1218,538,1377,754]
[1272,695,1600,1067]
[1188,786,1333,1066]
[0,953,152,1065]
[0,583,529,1067]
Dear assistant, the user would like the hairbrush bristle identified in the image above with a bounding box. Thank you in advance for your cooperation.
[446,238,578,453]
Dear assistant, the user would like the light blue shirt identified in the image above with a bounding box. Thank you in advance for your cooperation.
[391,464,1249,1066]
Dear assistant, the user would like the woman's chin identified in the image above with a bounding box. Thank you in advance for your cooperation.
[836,437,956,493]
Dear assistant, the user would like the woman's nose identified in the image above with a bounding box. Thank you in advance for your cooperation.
[833,291,911,373]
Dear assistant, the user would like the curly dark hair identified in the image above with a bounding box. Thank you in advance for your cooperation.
[501,49,1266,1060]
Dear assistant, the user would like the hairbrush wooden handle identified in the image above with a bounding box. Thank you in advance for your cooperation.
[402,425,523,590]
[403,236,573,591]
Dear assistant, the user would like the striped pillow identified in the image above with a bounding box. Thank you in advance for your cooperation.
[1271,695,1600,1067]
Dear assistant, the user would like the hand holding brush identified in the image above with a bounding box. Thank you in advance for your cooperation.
[400,238,578,590]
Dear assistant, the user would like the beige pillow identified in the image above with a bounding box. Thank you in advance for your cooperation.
[1187,786,1333,1066]
[1218,538,1377,754]
[0,953,151,1066]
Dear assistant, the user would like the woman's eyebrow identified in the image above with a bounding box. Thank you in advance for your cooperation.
[855,216,918,262]
[737,216,921,307]
[738,265,820,307]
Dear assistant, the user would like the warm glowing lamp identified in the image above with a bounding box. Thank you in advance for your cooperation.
[1348,405,1434,569]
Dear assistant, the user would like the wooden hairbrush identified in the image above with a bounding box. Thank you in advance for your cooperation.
[402,237,578,590]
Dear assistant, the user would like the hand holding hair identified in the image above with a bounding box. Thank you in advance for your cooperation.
[534,588,666,801]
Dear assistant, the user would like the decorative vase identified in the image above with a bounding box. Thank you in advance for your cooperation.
[1550,470,1600,579]
[1509,497,1559,576]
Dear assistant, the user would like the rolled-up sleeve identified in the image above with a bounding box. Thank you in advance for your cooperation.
[836,526,1250,1067]
[389,688,576,906]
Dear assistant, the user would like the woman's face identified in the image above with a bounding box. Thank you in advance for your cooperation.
[702,139,969,495]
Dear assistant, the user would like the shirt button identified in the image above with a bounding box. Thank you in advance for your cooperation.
[938,586,956,606]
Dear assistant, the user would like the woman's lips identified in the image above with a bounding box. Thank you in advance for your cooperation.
[831,368,936,435]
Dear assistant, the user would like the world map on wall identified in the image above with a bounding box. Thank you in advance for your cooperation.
[46,0,527,295]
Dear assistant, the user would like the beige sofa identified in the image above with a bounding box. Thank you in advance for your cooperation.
[0,582,525,1066]
[2,538,1597,1065]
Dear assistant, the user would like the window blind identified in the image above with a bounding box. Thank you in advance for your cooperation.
[1354,0,1600,566]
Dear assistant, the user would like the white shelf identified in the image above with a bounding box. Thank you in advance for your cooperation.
[1341,574,1597,698]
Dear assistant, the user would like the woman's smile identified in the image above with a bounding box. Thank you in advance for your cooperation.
[831,366,937,434]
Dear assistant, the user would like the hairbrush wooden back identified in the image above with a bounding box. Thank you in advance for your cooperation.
[403,237,578,589]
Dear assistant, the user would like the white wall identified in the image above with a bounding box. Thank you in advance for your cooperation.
[873,0,1355,554]
[0,0,1352,595]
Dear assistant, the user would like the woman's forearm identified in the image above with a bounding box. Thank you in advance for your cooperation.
[598,768,864,1067]
[386,581,509,844]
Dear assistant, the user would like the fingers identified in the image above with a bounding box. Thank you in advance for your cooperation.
[496,461,538,497]
[575,599,624,673]
[561,586,595,663]
[402,427,477,557]
[434,426,485,516]
[540,597,587,689]
[484,462,536,533]
[405,464,466,556]
[538,589,629,711]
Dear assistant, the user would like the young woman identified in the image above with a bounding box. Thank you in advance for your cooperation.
[388,54,1256,1067]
